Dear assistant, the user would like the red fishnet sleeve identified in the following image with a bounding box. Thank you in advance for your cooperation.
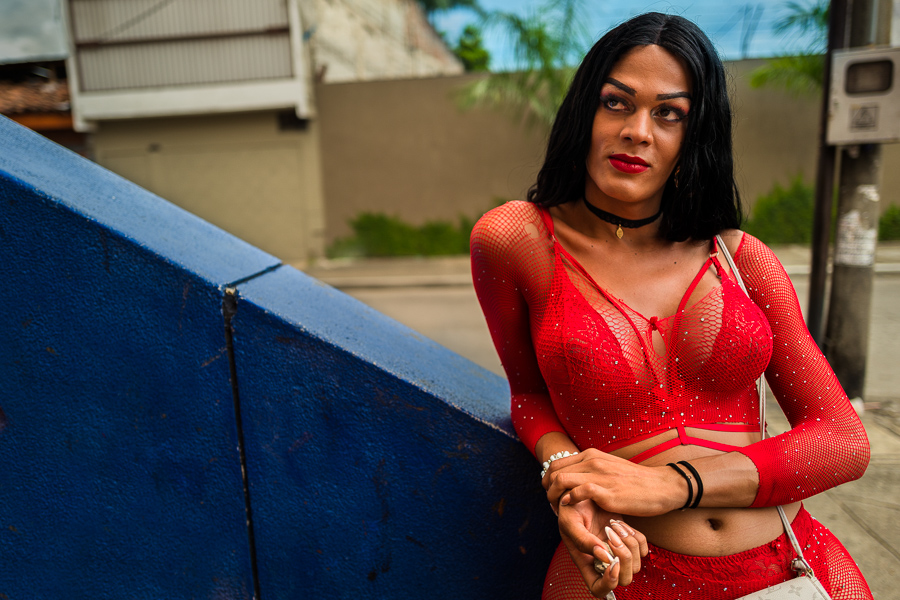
[733,234,870,507]
[470,204,567,456]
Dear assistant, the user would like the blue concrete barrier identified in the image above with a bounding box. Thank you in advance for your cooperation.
[0,116,556,599]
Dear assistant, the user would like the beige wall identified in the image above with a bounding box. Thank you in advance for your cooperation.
[316,73,549,242]
[93,110,325,263]
[89,61,900,264]
[318,63,900,244]
[728,59,900,215]
[729,59,819,210]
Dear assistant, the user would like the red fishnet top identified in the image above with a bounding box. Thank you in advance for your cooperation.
[471,201,869,508]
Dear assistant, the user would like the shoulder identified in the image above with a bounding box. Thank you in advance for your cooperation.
[471,200,547,248]
[715,230,788,282]
[719,231,798,302]
[716,228,745,259]
[717,229,781,263]
[724,230,780,264]
[474,200,543,228]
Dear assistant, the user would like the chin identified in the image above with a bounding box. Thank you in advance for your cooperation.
[598,184,660,206]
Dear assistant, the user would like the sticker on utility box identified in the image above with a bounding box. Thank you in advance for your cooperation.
[850,105,879,130]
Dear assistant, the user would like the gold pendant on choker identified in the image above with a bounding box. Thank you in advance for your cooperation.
[582,197,662,241]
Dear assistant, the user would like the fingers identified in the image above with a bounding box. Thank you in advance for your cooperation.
[588,544,621,598]
[557,504,604,554]
[559,482,610,508]
[561,534,620,600]
[559,507,649,599]
[550,474,601,508]
[544,450,634,511]
[613,519,649,558]
[608,519,648,578]
[540,450,586,491]
[604,525,635,585]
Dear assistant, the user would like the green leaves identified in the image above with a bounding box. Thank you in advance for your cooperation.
[749,54,825,96]
[773,0,829,46]
[879,205,900,241]
[455,25,490,72]
[750,0,828,96]
[415,0,478,14]
[454,0,589,127]
[328,213,475,258]
[744,175,816,244]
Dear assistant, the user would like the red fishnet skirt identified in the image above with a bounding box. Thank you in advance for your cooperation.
[542,507,872,600]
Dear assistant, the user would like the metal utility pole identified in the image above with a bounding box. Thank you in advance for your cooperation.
[823,0,893,399]
[807,0,847,344]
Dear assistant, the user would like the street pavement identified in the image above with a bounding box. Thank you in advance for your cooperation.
[301,243,900,598]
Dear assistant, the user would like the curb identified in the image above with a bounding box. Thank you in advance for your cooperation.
[311,264,900,290]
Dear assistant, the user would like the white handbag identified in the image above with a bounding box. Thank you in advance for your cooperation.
[717,235,832,600]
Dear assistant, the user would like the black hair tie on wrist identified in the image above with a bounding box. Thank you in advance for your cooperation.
[667,462,693,510]
[677,460,704,509]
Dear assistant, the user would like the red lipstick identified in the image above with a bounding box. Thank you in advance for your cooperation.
[609,154,649,173]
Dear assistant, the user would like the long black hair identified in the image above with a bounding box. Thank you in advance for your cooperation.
[527,12,742,241]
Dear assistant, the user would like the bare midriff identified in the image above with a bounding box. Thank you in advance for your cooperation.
[611,428,801,557]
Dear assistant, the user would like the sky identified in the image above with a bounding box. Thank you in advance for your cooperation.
[0,0,818,66]
[433,0,824,70]
[0,0,66,64]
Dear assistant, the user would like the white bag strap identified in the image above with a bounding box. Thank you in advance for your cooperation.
[715,235,766,431]
[714,235,814,577]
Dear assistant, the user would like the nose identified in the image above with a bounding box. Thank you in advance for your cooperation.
[621,110,653,144]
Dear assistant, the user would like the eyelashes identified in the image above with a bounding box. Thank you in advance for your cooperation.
[598,93,689,123]
[599,93,627,112]
[657,105,689,122]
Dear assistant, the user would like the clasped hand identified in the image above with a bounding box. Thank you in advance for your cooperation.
[542,448,681,516]
[542,449,675,598]
[558,500,647,598]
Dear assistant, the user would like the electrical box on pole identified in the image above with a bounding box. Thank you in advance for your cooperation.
[822,4,896,400]
[828,47,900,145]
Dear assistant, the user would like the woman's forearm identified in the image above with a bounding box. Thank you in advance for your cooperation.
[677,451,760,509]
[550,448,762,517]
[535,431,581,465]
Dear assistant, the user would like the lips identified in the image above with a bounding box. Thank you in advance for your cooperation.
[609,154,649,174]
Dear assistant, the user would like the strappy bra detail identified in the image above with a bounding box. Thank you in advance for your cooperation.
[601,423,759,464]
[528,205,771,457]
[537,207,730,328]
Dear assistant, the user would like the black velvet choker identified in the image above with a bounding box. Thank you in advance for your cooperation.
[582,197,662,239]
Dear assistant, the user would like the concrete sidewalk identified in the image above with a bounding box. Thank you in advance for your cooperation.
[302,242,900,288]
[301,243,900,598]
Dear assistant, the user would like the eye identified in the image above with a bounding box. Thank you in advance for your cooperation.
[600,94,628,112]
[655,105,688,123]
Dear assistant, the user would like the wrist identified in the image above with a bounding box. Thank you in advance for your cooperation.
[665,461,704,510]
[541,450,578,478]
[535,432,579,464]
[664,463,692,511]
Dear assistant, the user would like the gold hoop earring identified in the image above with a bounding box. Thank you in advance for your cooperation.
[674,166,681,189]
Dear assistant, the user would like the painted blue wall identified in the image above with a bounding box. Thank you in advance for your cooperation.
[0,116,556,598]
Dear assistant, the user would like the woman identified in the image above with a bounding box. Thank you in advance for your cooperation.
[470,12,872,600]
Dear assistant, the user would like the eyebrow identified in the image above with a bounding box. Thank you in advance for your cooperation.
[606,78,691,101]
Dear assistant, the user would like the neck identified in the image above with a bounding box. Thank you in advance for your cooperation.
[581,197,663,240]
